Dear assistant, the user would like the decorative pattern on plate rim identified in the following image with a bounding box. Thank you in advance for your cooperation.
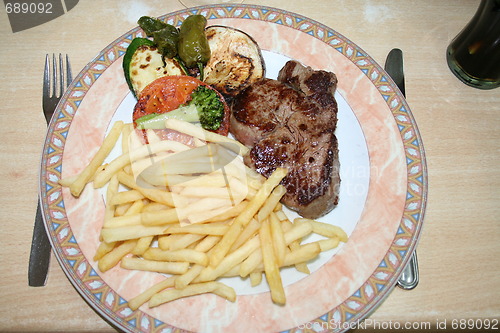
[39,5,427,333]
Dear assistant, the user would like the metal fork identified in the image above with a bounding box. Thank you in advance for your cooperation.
[43,54,73,120]
[28,54,72,287]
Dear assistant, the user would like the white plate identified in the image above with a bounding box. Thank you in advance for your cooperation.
[40,5,427,332]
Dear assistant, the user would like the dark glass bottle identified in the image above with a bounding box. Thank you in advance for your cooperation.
[446,0,500,89]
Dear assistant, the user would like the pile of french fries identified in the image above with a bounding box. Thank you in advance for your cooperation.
[60,118,348,310]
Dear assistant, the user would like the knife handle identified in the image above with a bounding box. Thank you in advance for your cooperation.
[397,251,419,290]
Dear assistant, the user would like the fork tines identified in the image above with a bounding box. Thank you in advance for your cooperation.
[43,54,72,122]
[43,54,73,99]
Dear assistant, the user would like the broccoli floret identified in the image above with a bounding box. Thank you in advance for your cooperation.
[189,85,224,131]
[135,85,224,131]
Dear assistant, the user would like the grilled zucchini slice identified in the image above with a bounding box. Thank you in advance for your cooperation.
[124,38,184,97]
[204,26,265,97]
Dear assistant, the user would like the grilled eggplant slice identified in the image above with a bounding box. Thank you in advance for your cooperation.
[204,26,265,98]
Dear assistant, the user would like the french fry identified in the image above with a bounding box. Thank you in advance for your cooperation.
[65,121,124,197]
[164,223,229,236]
[58,174,78,187]
[208,200,248,223]
[229,218,260,252]
[312,236,341,252]
[132,236,154,256]
[121,257,189,275]
[260,218,285,305]
[128,276,176,311]
[142,202,170,212]
[185,203,242,225]
[101,225,167,243]
[104,174,120,225]
[149,281,232,308]
[114,202,133,216]
[295,218,348,243]
[143,248,208,266]
[282,242,321,266]
[187,238,203,249]
[213,282,236,302]
[257,185,286,222]
[283,220,313,245]
[249,271,262,287]
[194,235,221,253]
[274,209,288,222]
[98,239,137,272]
[169,233,205,251]
[269,212,286,266]
[281,218,310,274]
[179,197,235,216]
[117,171,176,207]
[124,199,145,216]
[175,264,205,290]
[93,241,116,262]
[141,208,179,226]
[158,234,182,251]
[103,213,142,228]
[121,123,133,154]
[110,190,145,205]
[220,264,242,278]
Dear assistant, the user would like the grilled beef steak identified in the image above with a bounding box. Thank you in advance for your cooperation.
[230,60,340,218]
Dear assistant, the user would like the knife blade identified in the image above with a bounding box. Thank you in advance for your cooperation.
[385,48,406,96]
[384,48,419,290]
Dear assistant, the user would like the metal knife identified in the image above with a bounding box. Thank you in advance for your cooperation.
[384,48,419,290]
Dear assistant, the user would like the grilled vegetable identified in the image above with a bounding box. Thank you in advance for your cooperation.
[138,16,180,61]
[136,86,224,131]
[133,76,230,135]
[126,17,266,99]
[204,25,265,97]
[138,16,167,37]
[123,39,183,97]
[178,15,211,79]
[152,25,180,59]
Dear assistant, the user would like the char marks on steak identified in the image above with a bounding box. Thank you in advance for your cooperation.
[230,60,340,218]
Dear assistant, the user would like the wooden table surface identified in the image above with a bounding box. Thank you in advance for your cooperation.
[1,0,499,331]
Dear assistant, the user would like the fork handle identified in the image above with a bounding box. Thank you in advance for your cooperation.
[28,202,51,286]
